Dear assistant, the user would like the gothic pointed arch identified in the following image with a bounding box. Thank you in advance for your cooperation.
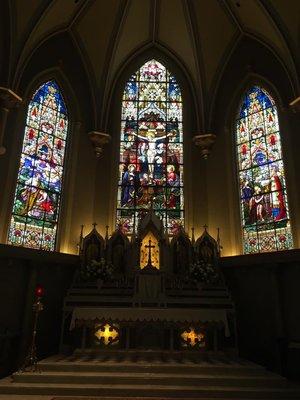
[236,85,293,253]
[170,227,191,275]
[8,80,69,250]
[116,59,184,236]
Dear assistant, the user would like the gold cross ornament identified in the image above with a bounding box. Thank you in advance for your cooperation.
[95,323,119,345]
[181,328,205,347]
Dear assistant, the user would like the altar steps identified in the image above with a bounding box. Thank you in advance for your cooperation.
[0,353,299,399]
[12,371,285,387]
[0,380,299,399]
[36,352,271,375]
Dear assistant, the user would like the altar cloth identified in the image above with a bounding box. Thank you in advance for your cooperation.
[70,307,230,336]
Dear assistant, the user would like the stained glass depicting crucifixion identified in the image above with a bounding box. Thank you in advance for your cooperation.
[8,80,68,251]
[236,85,293,253]
[117,59,184,235]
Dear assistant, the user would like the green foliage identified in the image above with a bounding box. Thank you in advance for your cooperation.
[189,260,220,285]
[80,258,113,282]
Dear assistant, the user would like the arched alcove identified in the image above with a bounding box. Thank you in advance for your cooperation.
[95,46,202,240]
[116,59,184,236]
[205,36,299,255]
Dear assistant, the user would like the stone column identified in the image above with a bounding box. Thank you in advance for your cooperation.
[0,87,22,155]
[58,121,82,254]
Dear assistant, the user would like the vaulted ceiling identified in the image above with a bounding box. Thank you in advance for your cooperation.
[3,0,300,129]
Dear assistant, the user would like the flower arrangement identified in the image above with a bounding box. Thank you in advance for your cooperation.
[189,260,220,285]
[80,258,113,282]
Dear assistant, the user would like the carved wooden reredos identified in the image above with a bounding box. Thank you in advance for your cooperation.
[79,212,221,275]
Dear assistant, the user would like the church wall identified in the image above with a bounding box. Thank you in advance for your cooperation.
[222,250,300,379]
[0,244,78,377]
[283,110,300,248]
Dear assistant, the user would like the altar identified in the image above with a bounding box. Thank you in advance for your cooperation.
[60,212,236,353]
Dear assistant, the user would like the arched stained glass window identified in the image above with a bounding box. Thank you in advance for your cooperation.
[8,80,68,251]
[236,85,293,253]
[117,59,184,235]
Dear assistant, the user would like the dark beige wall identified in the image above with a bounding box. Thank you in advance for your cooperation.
[222,249,300,379]
[0,244,78,377]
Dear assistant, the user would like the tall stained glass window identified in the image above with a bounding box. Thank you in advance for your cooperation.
[117,59,184,235]
[236,86,293,253]
[8,80,68,250]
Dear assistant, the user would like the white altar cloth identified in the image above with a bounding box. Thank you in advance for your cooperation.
[70,307,230,336]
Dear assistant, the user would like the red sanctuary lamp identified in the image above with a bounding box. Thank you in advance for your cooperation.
[19,285,45,372]
[35,284,45,298]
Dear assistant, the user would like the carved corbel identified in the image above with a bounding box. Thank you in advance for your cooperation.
[193,133,216,159]
[0,87,22,155]
[88,131,111,158]
[289,97,300,113]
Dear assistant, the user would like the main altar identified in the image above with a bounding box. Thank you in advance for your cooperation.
[60,212,236,354]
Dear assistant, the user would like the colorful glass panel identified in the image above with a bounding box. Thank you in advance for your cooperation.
[8,81,68,250]
[117,60,184,235]
[236,86,293,253]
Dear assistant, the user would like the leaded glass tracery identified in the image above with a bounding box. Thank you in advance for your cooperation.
[236,86,293,253]
[117,59,184,235]
[8,80,68,250]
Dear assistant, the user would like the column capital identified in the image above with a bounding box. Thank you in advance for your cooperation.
[0,87,22,109]
[0,88,22,155]
[289,97,300,113]
[193,133,216,159]
[88,131,111,158]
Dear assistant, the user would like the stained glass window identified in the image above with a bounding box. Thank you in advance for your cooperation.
[236,86,293,253]
[8,80,68,251]
[117,59,184,235]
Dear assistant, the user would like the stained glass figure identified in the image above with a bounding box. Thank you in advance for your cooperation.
[8,81,68,251]
[236,86,293,253]
[117,60,184,235]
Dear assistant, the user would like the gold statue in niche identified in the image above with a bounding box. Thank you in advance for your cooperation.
[140,231,160,269]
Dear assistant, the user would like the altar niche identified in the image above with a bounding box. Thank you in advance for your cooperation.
[140,232,159,269]
[80,223,105,266]
[61,212,235,355]
[170,227,192,275]
[134,210,167,271]
[107,228,130,275]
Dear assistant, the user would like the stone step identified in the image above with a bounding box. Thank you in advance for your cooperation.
[47,350,255,363]
[0,380,299,399]
[12,371,284,387]
[38,362,271,376]
[0,397,258,400]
